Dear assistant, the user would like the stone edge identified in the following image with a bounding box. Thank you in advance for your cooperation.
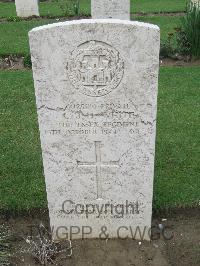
[28,19,160,36]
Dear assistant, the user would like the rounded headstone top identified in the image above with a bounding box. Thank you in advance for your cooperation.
[29,19,160,35]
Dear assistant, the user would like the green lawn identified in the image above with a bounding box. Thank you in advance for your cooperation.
[0,67,199,211]
[134,15,181,41]
[0,0,187,18]
[133,0,187,13]
[0,16,181,56]
[154,67,200,210]
[0,71,46,211]
[0,19,57,56]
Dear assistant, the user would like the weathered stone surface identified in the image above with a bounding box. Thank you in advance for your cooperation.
[91,0,130,20]
[15,0,39,17]
[29,19,160,241]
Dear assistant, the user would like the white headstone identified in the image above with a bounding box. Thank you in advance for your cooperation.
[15,0,39,17]
[29,19,160,241]
[91,0,130,20]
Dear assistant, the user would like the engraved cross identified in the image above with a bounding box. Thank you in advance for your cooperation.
[77,141,119,199]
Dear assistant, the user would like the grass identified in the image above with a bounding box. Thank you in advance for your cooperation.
[0,16,181,56]
[0,71,46,211]
[0,0,187,18]
[154,67,200,210]
[134,15,181,40]
[133,0,187,13]
[0,19,57,56]
[0,67,199,211]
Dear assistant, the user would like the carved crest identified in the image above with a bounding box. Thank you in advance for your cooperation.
[67,40,124,97]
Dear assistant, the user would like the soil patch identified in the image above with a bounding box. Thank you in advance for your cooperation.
[0,56,25,70]
[160,57,200,67]
[0,15,90,23]
[1,56,200,71]
[0,209,200,266]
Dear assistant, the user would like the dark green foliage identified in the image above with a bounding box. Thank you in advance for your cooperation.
[177,1,200,58]
[7,16,22,22]
[54,0,80,16]
[175,27,192,56]
[160,33,176,58]
[23,54,32,68]
[74,0,80,15]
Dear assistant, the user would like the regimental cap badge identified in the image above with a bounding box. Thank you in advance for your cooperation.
[67,40,124,97]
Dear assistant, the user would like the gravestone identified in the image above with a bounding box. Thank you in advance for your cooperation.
[91,0,130,20]
[15,0,39,17]
[29,19,160,241]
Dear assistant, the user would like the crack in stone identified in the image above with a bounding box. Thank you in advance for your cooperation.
[75,109,139,118]
[37,105,139,118]
[37,105,66,111]
[140,119,156,125]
